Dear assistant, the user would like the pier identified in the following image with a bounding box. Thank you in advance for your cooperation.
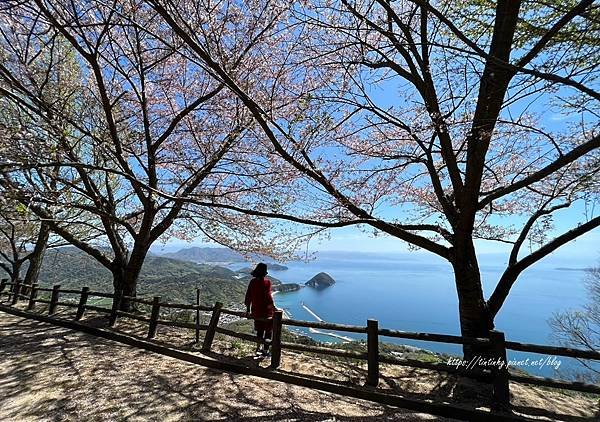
[301,302,353,342]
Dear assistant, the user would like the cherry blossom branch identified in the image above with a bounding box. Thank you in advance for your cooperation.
[488,214,600,317]
[404,0,600,101]
[147,0,451,259]
[185,198,452,238]
[32,0,149,205]
[508,201,572,266]
[0,179,113,269]
[149,127,243,242]
[479,134,600,209]
[515,0,596,68]
[369,0,465,196]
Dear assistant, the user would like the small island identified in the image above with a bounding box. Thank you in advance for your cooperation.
[305,272,336,289]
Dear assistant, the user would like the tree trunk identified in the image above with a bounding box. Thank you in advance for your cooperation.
[111,266,140,312]
[23,222,51,286]
[121,269,139,312]
[452,242,494,360]
[10,262,21,283]
[111,265,125,309]
[111,246,148,312]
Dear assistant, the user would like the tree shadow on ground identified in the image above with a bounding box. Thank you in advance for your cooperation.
[0,311,452,421]
[0,306,597,421]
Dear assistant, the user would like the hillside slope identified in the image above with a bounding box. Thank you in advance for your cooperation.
[4,248,249,305]
[162,246,245,263]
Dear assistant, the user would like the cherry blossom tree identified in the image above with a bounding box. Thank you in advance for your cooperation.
[0,0,303,310]
[0,200,44,283]
[0,197,71,285]
[149,0,600,355]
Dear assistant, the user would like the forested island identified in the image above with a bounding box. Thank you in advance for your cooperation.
[305,273,336,289]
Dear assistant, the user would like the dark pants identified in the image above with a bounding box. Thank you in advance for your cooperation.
[256,328,272,351]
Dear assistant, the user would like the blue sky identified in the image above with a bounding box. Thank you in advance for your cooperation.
[155,217,600,267]
[152,37,600,268]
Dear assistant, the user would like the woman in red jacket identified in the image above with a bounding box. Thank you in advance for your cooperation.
[245,262,275,356]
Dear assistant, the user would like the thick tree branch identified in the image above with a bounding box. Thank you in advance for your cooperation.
[187,199,451,239]
[148,0,451,259]
[405,0,600,101]
[508,201,571,266]
[461,0,522,223]
[516,0,596,68]
[479,134,600,209]
[488,215,600,316]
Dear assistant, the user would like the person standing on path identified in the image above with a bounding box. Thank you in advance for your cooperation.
[244,262,275,356]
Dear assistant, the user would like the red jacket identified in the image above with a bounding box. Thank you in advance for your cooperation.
[245,277,274,318]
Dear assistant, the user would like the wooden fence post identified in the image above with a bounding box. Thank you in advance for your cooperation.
[0,278,6,293]
[109,290,122,327]
[27,283,38,310]
[367,319,380,387]
[49,284,61,314]
[270,310,283,368]
[195,288,201,344]
[490,330,510,409]
[76,287,90,320]
[22,279,32,296]
[202,301,223,352]
[6,280,14,303]
[147,296,161,339]
[11,279,22,305]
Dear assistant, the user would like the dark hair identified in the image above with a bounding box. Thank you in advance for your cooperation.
[251,262,268,278]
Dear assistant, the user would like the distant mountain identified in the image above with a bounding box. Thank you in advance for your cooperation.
[160,247,292,271]
[305,272,336,289]
[162,247,245,263]
[4,247,249,306]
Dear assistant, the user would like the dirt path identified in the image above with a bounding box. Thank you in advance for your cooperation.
[0,312,448,421]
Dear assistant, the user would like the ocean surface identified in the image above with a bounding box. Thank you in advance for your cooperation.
[232,251,594,379]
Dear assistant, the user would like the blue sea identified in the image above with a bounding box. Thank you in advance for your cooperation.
[233,251,595,379]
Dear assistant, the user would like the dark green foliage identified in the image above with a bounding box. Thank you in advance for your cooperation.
[305,272,335,289]
[2,247,250,306]
[162,247,245,263]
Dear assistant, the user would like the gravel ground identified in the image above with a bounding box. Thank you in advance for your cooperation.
[0,312,450,421]
[0,309,597,421]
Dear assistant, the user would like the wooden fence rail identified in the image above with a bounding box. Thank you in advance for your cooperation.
[379,327,490,346]
[0,278,599,407]
[378,355,492,380]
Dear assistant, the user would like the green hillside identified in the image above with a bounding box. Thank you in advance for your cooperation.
[3,248,250,306]
[162,247,245,263]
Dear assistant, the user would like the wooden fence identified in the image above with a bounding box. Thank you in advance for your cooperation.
[1,277,599,411]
